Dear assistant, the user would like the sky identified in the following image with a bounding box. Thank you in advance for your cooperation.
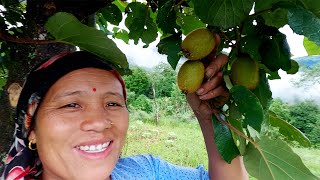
[114,25,320,104]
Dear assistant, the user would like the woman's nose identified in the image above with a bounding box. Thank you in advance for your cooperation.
[80,106,112,132]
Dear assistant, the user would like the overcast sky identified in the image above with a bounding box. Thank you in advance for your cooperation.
[114,25,320,104]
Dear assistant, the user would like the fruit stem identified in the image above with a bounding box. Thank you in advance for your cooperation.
[213,111,258,148]
[176,0,185,7]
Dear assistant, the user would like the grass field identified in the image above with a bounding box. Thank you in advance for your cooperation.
[122,119,320,178]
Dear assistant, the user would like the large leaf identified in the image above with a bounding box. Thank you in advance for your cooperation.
[99,3,122,26]
[157,33,182,69]
[268,111,311,147]
[253,70,273,110]
[259,32,291,72]
[288,7,320,46]
[299,0,320,18]
[156,0,178,34]
[303,37,320,55]
[286,60,299,74]
[125,2,158,46]
[176,8,206,35]
[212,114,240,163]
[45,12,128,71]
[193,0,254,29]
[244,136,317,180]
[262,9,288,28]
[230,86,264,132]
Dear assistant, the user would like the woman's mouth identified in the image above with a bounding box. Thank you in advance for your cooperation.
[75,141,113,159]
[77,141,111,153]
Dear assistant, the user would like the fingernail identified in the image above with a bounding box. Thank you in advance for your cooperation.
[196,88,204,95]
[199,95,206,100]
[206,69,213,79]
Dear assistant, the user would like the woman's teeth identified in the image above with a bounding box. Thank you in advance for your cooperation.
[78,142,110,153]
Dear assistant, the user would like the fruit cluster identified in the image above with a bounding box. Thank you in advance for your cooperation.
[177,28,215,94]
[177,28,260,94]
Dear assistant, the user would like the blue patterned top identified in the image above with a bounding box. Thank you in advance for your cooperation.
[111,154,209,179]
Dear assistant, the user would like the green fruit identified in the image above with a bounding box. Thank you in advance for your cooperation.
[230,56,259,91]
[181,28,215,60]
[177,60,205,93]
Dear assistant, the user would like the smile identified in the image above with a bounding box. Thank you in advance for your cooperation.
[76,141,111,153]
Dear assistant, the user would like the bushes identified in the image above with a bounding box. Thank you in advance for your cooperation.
[270,99,320,146]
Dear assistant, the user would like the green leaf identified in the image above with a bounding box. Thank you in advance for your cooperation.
[299,0,320,18]
[193,0,254,29]
[230,85,264,132]
[156,0,178,34]
[99,3,122,26]
[240,35,262,62]
[244,136,317,180]
[259,33,291,72]
[125,2,147,29]
[288,7,320,46]
[253,70,273,110]
[228,103,247,155]
[303,37,320,55]
[262,9,288,28]
[286,59,299,74]
[176,8,206,35]
[125,2,158,46]
[113,0,128,12]
[268,111,311,147]
[157,34,182,69]
[112,27,129,44]
[128,17,158,46]
[45,12,128,71]
[212,114,240,163]
[255,0,283,10]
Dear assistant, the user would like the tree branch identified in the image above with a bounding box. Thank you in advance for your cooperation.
[0,32,57,44]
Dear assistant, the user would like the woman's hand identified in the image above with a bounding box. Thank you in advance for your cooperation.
[185,34,248,180]
[186,34,228,124]
[186,53,228,123]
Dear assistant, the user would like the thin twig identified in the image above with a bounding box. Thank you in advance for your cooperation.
[213,111,258,148]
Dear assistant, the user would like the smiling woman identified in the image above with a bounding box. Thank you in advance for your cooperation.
[1,51,248,180]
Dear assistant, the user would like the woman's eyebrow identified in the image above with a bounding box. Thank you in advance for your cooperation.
[52,90,84,100]
[103,92,125,99]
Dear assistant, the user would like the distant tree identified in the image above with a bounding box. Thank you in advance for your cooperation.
[123,67,152,98]
[269,98,291,123]
[289,100,320,144]
[152,62,176,97]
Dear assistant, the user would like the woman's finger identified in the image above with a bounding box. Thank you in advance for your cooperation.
[205,54,228,79]
[199,85,226,100]
[196,72,223,96]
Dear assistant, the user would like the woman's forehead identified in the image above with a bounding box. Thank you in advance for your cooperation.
[48,68,124,94]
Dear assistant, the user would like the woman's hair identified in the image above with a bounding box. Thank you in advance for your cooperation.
[1,51,126,180]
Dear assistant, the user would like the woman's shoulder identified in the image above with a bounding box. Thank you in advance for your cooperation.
[111,154,158,179]
[111,154,209,180]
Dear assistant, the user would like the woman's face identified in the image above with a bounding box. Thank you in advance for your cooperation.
[29,68,129,180]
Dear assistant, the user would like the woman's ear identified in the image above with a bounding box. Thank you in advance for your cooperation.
[28,130,37,143]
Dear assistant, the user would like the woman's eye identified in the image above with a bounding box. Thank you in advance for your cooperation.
[106,102,122,107]
[62,103,81,108]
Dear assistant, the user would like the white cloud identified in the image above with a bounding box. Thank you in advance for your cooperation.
[114,38,167,68]
[268,70,320,104]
